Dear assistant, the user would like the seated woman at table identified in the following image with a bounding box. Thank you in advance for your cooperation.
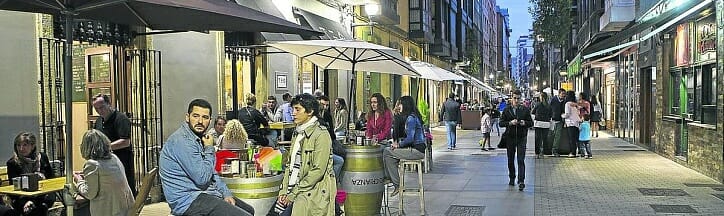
[73,129,134,216]
[383,96,426,196]
[216,119,248,149]
[6,132,55,216]
[366,93,392,141]
[238,93,270,146]
[274,93,336,215]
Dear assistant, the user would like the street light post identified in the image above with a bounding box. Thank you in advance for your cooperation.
[348,3,379,139]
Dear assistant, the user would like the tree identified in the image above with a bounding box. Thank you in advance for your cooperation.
[529,0,572,46]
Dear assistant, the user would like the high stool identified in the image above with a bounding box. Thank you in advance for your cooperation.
[398,159,425,215]
[422,147,431,173]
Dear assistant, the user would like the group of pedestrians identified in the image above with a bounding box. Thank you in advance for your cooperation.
[542,89,601,159]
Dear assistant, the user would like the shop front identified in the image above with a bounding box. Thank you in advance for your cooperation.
[657,1,722,182]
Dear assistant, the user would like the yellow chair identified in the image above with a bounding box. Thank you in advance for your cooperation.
[129,167,158,216]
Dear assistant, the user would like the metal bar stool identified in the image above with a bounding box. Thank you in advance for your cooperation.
[398,159,425,215]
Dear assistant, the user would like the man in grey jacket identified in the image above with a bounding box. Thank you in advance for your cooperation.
[440,93,462,150]
[549,89,567,157]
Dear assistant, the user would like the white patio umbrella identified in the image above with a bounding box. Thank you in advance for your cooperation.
[410,61,466,81]
[268,39,418,136]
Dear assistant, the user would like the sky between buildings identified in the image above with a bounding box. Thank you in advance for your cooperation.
[497,0,533,56]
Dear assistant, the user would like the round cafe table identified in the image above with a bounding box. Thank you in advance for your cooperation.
[220,174,283,216]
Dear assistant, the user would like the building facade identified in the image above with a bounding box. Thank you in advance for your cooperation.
[564,0,724,182]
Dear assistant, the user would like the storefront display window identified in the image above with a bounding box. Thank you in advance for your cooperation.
[666,14,717,125]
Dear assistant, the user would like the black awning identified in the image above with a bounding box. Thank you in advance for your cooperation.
[0,0,322,36]
[581,0,705,58]
[235,0,303,41]
[294,8,353,40]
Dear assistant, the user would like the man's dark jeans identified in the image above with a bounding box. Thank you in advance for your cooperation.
[534,128,548,155]
[506,135,527,183]
[184,193,254,216]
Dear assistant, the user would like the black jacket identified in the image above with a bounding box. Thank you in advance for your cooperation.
[441,99,461,122]
[6,153,56,214]
[549,96,565,121]
[499,105,533,138]
[238,106,270,145]
[532,103,552,121]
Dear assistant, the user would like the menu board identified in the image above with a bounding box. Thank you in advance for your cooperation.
[71,45,87,102]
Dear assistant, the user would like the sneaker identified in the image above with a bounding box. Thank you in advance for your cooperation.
[518,183,525,191]
[488,147,495,150]
[482,148,489,151]
[586,156,593,159]
[567,154,575,158]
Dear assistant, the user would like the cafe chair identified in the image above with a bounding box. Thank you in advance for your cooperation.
[398,159,425,215]
[129,167,158,216]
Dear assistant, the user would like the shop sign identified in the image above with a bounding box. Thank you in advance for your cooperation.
[567,55,581,77]
[674,23,690,66]
[696,16,716,62]
[639,0,678,22]
[560,82,573,91]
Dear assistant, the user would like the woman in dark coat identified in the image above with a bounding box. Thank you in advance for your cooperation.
[532,92,552,158]
[6,132,55,216]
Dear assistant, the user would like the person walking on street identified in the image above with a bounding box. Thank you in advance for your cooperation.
[91,94,136,195]
[549,89,566,157]
[532,92,552,159]
[562,91,582,158]
[491,106,501,136]
[479,109,493,151]
[590,95,603,137]
[499,90,533,191]
[441,93,461,150]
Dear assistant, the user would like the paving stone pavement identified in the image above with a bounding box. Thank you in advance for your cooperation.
[534,131,724,216]
[394,126,724,216]
[139,126,724,216]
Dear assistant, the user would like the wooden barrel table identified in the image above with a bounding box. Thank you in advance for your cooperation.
[221,174,283,216]
[341,145,384,216]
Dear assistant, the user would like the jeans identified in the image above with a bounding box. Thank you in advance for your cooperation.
[266,129,279,147]
[578,140,592,157]
[534,128,548,155]
[506,135,527,183]
[383,147,425,187]
[445,121,458,149]
[332,154,344,182]
[550,121,563,154]
[184,193,254,216]
[491,118,500,135]
[566,126,580,156]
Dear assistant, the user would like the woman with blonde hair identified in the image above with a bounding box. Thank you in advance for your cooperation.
[73,129,134,216]
[217,119,249,149]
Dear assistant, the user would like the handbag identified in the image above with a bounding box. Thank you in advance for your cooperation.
[533,120,551,128]
[497,130,508,148]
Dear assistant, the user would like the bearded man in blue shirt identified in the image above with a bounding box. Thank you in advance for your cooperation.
[160,99,254,216]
